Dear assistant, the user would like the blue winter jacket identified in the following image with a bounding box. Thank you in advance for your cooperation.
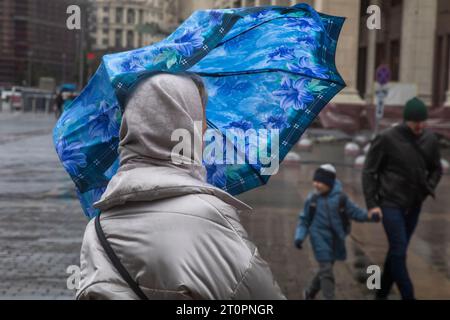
[294,180,369,262]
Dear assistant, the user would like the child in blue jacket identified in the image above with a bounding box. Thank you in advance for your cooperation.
[294,164,380,300]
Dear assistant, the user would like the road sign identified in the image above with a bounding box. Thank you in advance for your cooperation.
[376,64,391,86]
[375,86,388,120]
[374,65,391,135]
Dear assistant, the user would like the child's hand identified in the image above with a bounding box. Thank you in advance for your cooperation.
[368,207,383,222]
[294,239,303,250]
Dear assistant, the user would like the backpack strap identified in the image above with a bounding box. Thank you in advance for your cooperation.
[308,194,319,226]
[95,214,149,300]
[338,193,351,234]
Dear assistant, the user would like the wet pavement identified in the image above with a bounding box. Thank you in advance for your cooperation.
[0,113,85,299]
[0,112,449,300]
[239,138,450,300]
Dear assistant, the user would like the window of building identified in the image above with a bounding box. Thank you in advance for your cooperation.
[446,35,450,98]
[375,43,386,68]
[127,9,136,24]
[103,16,109,24]
[139,9,144,24]
[391,0,402,7]
[390,40,400,81]
[116,7,123,24]
[127,30,134,47]
[115,30,122,47]
[360,0,370,17]
[357,46,367,99]
[89,14,97,25]
[277,0,291,6]
[138,32,142,47]
[432,35,450,106]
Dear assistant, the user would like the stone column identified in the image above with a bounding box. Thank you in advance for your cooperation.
[179,0,212,21]
[364,0,380,105]
[445,39,450,107]
[273,0,292,5]
[317,0,365,105]
[446,86,450,107]
[314,0,324,11]
[399,0,438,106]
[122,8,128,47]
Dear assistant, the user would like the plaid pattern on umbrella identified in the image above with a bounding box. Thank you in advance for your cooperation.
[53,3,346,218]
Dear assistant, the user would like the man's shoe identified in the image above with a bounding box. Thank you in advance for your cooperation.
[303,289,314,300]
[375,290,388,300]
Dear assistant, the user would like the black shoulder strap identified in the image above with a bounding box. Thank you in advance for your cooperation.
[338,193,347,213]
[308,194,319,225]
[95,214,149,300]
[338,193,351,232]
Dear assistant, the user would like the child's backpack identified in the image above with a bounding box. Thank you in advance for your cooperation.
[308,193,351,235]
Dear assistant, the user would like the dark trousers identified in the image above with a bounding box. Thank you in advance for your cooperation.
[308,262,335,300]
[377,206,421,300]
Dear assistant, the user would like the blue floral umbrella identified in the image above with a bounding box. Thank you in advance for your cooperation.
[53,3,346,219]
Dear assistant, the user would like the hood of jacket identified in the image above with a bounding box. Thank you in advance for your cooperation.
[118,72,207,182]
[94,73,252,213]
[315,179,342,199]
[93,165,252,213]
[329,179,343,197]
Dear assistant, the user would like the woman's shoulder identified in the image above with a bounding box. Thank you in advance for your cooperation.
[192,193,243,223]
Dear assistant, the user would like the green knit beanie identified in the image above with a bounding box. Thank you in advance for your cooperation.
[403,97,428,122]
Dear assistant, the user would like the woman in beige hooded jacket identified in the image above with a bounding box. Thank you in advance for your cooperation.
[76,73,285,300]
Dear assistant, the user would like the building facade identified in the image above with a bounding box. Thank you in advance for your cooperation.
[358,0,450,107]
[3,0,447,106]
[180,0,301,19]
[181,0,450,108]
[213,0,298,8]
[89,0,179,51]
[0,0,79,87]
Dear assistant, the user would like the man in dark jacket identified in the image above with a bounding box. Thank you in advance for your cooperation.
[363,97,442,300]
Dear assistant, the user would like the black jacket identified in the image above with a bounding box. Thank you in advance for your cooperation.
[362,123,442,210]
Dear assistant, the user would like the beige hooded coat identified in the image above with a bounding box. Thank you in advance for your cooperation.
[76,73,285,300]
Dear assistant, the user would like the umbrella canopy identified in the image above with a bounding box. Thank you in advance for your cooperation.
[53,3,346,219]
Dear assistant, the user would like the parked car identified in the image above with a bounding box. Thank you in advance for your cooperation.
[1,87,24,111]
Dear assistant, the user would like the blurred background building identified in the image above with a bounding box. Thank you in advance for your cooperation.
[1,0,449,109]
[85,0,180,82]
[0,0,82,88]
[180,0,298,20]
[89,0,179,52]
[182,0,450,108]
[357,0,450,108]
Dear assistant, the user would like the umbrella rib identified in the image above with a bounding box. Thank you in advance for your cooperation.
[195,68,345,87]
[216,15,331,48]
